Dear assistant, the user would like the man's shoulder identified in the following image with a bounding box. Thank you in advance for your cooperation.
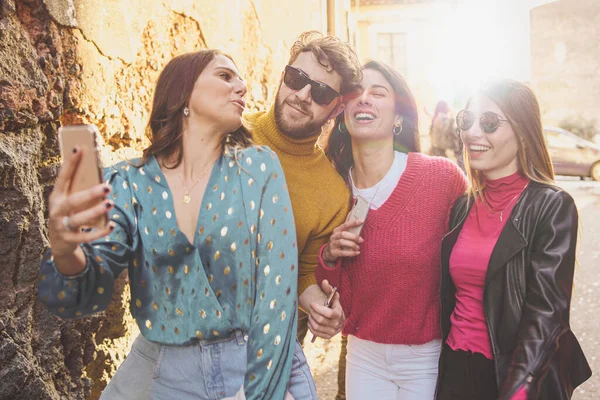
[313,150,346,179]
[242,110,267,133]
[306,152,350,199]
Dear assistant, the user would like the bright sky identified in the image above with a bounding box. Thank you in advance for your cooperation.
[425,0,554,104]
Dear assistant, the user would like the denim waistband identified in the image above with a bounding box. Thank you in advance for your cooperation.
[197,328,246,347]
[138,328,246,350]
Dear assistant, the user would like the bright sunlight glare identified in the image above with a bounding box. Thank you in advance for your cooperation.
[425,0,536,105]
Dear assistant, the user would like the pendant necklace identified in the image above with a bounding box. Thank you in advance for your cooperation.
[177,167,210,204]
[484,182,529,222]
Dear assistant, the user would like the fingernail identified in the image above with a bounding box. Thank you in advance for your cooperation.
[72,147,77,153]
[109,223,115,231]
[103,186,110,194]
[105,201,112,208]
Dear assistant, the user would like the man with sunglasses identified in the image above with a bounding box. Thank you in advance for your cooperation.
[245,30,362,398]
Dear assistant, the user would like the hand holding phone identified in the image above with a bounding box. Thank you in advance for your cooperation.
[321,197,368,265]
[310,287,338,343]
[345,196,370,236]
[58,124,107,230]
[48,124,114,274]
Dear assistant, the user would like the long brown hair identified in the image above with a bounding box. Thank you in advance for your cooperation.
[326,60,420,184]
[462,79,554,199]
[140,50,251,168]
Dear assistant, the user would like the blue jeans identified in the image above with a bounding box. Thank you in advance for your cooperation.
[289,340,318,400]
[100,333,317,400]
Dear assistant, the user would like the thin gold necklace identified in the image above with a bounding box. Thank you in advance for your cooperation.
[177,167,211,204]
[484,182,528,222]
[349,167,384,207]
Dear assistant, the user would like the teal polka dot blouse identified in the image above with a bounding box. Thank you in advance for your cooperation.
[38,145,298,399]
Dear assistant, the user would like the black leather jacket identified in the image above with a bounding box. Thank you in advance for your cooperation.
[440,181,591,399]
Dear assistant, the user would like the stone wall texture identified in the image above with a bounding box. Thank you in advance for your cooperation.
[0,0,323,398]
[530,0,600,128]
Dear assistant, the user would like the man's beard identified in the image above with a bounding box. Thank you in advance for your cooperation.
[274,88,329,139]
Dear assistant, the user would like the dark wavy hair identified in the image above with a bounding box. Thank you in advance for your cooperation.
[326,60,420,184]
[140,50,251,168]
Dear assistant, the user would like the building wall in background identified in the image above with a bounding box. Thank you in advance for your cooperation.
[530,0,600,133]
[0,0,326,398]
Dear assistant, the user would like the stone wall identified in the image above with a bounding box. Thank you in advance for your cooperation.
[0,0,322,398]
[530,0,600,129]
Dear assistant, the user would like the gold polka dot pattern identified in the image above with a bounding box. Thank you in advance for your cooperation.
[38,148,298,394]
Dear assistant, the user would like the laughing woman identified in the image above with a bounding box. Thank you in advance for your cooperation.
[316,61,467,400]
[38,50,298,400]
[437,79,591,400]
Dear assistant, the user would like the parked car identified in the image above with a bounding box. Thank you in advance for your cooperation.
[544,126,600,181]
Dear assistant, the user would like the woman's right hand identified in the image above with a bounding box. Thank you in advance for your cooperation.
[322,219,365,265]
[48,147,114,260]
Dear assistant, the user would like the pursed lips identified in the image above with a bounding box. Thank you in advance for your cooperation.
[232,99,245,109]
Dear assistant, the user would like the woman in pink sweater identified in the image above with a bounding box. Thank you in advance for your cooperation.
[437,80,591,399]
[316,61,466,399]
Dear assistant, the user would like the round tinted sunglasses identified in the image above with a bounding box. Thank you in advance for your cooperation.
[283,65,341,106]
[456,110,510,134]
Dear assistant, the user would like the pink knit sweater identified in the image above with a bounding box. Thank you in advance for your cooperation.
[317,152,467,344]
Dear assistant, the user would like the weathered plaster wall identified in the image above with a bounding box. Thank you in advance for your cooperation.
[0,0,322,398]
[530,0,600,127]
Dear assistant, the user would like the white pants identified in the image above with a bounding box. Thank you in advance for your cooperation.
[346,335,441,400]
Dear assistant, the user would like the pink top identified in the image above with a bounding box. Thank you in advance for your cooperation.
[447,172,529,399]
[317,153,467,344]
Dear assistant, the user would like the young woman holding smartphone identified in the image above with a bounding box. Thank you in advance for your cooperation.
[436,79,591,400]
[316,61,467,400]
[38,50,300,400]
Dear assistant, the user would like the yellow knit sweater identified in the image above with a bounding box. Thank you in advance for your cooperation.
[244,107,350,295]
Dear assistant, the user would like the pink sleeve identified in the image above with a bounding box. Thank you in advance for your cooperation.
[510,385,528,400]
[315,244,342,289]
[443,161,468,228]
[450,162,468,200]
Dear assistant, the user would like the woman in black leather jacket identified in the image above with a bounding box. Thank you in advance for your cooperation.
[436,79,591,400]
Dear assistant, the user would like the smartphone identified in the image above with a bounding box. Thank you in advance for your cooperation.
[310,287,338,343]
[58,124,107,229]
[324,287,338,307]
[345,196,370,236]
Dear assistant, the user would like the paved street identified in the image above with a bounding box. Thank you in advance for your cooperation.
[306,177,600,400]
[559,178,600,400]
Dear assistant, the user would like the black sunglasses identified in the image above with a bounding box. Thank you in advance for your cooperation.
[283,65,341,106]
[456,110,510,134]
